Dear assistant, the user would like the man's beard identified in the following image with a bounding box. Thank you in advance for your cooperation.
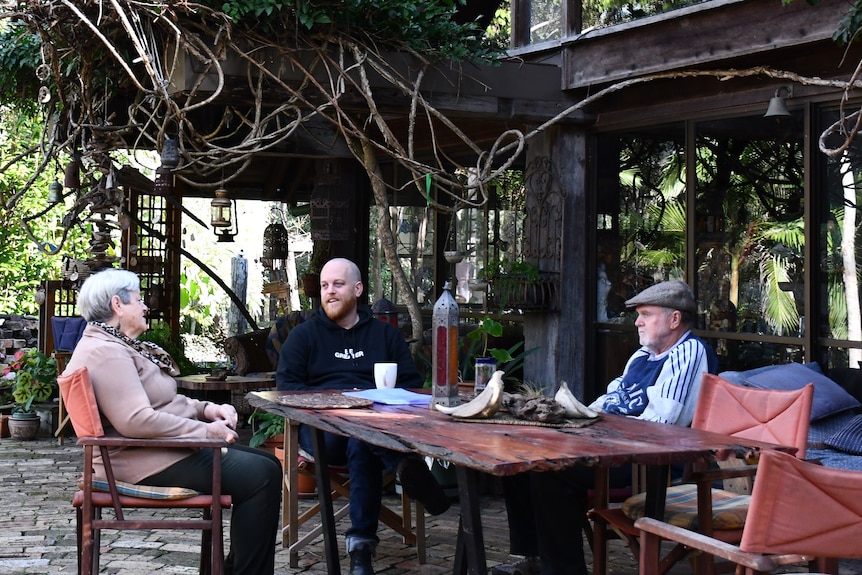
[324,293,357,323]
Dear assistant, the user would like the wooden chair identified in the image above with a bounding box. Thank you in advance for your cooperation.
[53,350,74,444]
[636,448,862,575]
[590,373,814,575]
[58,366,232,575]
[281,418,426,567]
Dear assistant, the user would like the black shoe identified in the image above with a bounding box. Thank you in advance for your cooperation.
[396,455,451,516]
[349,547,375,575]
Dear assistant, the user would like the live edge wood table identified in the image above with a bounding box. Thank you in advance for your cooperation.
[247,389,793,575]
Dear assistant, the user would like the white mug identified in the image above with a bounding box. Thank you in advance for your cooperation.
[374,363,398,389]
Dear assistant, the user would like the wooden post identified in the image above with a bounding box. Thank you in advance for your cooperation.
[229,252,248,335]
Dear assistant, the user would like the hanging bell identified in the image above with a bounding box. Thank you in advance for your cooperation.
[47,180,64,203]
[63,158,81,189]
[764,87,792,119]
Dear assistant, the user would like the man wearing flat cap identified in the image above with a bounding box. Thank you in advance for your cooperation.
[589,279,717,425]
[495,280,717,575]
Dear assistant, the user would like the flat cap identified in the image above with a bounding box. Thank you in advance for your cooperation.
[625,280,697,314]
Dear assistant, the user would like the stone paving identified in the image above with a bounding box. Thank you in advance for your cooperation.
[2,434,861,575]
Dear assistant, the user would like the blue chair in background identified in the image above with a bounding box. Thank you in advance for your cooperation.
[52,316,87,444]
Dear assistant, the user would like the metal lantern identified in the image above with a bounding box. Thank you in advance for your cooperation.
[160,137,180,168]
[261,222,290,270]
[210,188,238,242]
[432,281,461,407]
[372,297,399,327]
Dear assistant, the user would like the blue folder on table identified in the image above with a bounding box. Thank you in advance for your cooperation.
[342,388,431,406]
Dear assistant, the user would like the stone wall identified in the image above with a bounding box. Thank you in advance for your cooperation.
[0,314,40,368]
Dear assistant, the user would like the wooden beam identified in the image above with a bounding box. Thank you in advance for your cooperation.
[562,0,850,90]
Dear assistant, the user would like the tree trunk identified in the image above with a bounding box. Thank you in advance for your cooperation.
[359,141,424,351]
[842,180,861,367]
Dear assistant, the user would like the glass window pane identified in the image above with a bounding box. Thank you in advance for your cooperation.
[694,114,805,344]
[595,126,687,324]
[817,107,862,368]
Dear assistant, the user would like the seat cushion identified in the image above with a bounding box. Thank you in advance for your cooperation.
[79,478,201,500]
[622,484,751,530]
[825,414,862,455]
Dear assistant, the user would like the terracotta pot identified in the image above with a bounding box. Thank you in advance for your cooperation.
[274,447,317,496]
[8,413,41,440]
[300,274,320,298]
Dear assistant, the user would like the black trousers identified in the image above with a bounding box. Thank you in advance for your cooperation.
[143,443,282,575]
[502,464,633,575]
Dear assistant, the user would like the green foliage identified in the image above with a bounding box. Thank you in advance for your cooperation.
[0,21,42,110]
[4,349,57,414]
[248,410,285,448]
[209,0,505,63]
[0,105,89,314]
[480,257,540,281]
[180,267,224,334]
[463,317,539,380]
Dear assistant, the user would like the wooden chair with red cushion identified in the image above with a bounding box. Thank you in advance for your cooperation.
[589,373,814,575]
[636,448,862,574]
[58,366,232,575]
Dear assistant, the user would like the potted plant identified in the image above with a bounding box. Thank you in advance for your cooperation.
[485,258,558,311]
[462,317,539,386]
[299,242,330,299]
[249,410,286,449]
[249,410,317,495]
[4,348,57,440]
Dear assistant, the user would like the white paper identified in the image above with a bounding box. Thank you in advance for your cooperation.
[342,388,431,406]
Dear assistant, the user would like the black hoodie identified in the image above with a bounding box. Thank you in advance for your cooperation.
[275,305,422,391]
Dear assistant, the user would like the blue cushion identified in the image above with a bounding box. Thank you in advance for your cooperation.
[824,414,862,455]
[744,362,861,421]
[51,316,87,351]
[718,364,778,386]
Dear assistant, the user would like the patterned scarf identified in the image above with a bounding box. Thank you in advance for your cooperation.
[90,321,180,376]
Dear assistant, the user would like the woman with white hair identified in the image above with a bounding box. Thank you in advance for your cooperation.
[65,268,281,575]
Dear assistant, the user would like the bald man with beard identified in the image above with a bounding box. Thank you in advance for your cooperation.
[276,258,450,575]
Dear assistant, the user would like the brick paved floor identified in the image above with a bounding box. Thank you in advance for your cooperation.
[1,435,861,574]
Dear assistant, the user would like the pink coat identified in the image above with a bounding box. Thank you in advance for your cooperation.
[64,325,213,483]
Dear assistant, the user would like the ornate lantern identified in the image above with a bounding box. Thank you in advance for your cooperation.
[432,281,460,407]
[210,188,237,242]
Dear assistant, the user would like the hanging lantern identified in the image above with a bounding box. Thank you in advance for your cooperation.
[211,188,232,228]
[261,222,290,270]
[47,180,64,203]
[160,137,180,168]
[210,188,238,242]
[432,281,460,407]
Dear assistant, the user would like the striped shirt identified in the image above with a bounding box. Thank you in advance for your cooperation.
[591,331,716,426]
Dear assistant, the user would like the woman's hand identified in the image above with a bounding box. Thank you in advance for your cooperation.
[206,403,239,430]
[206,420,239,443]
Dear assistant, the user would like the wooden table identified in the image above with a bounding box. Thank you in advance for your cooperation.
[247,390,793,575]
[175,373,275,392]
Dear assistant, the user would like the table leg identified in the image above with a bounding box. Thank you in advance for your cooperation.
[310,427,340,575]
[453,466,486,575]
[591,466,610,575]
[643,465,669,519]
